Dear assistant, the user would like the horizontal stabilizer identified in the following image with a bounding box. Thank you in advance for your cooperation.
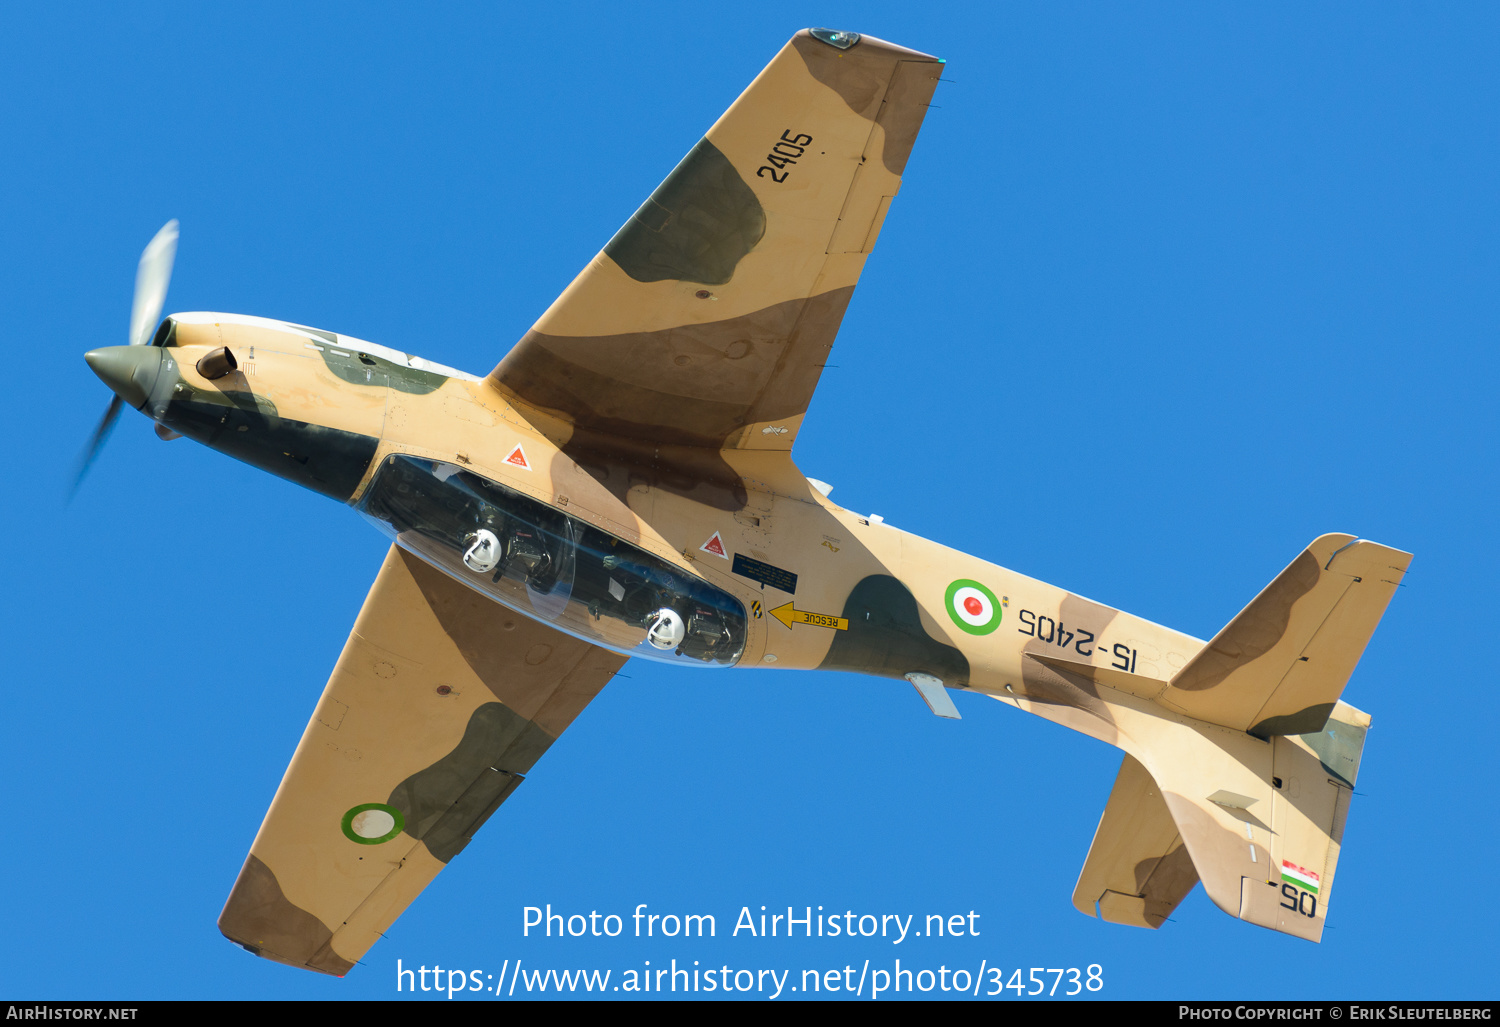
[1027,651,1169,701]
[1160,533,1411,736]
[1073,754,1198,928]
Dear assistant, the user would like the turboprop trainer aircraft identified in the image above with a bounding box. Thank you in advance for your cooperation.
[82,29,1409,975]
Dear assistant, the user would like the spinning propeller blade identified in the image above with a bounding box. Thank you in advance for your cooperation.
[69,395,124,500]
[71,220,179,498]
[129,219,178,348]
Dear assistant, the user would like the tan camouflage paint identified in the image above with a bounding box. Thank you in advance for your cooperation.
[97,31,1412,972]
[488,32,945,454]
[1073,753,1199,929]
[218,544,625,974]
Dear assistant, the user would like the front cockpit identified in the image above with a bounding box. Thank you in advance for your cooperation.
[84,313,750,666]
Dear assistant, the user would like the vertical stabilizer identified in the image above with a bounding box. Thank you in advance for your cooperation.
[1073,754,1199,928]
[1122,700,1370,942]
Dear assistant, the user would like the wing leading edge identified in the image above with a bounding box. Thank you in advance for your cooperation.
[219,545,626,974]
[488,30,944,452]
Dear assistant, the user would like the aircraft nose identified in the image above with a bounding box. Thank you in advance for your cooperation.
[85,345,166,409]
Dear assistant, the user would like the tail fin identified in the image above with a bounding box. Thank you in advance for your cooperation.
[1075,704,1370,941]
[1076,533,1399,940]
[1159,533,1411,737]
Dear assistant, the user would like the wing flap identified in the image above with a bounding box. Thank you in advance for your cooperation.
[220,545,626,974]
[488,30,943,452]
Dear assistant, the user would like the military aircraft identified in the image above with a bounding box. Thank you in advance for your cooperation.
[81,29,1409,975]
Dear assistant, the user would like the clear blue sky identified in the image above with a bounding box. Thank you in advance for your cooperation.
[2,1,1495,1001]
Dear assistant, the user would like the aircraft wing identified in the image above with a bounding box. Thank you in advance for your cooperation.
[218,544,626,975]
[487,29,944,452]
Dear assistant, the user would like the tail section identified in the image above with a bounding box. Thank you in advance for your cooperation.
[1257,701,1370,937]
[1076,703,1369,942]
[1073,533,1399,941]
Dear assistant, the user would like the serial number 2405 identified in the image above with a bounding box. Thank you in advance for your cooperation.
[1016,610,1138,672]
[757,130,813,183]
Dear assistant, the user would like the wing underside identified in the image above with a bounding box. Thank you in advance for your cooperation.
[219,545,626,974]
[488,30,944,452]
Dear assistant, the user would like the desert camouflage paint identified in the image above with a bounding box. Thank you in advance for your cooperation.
[84,30,1410,973]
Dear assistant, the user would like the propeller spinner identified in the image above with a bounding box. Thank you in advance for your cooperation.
[73,220,179,496]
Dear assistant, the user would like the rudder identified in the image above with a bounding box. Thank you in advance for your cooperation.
[1115,700,1370,942]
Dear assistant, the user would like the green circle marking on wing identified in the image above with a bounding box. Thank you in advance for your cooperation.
[341,802,405,845]
[945,578,1003,635]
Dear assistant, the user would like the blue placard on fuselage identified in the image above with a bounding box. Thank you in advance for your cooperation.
[732,553,797,595]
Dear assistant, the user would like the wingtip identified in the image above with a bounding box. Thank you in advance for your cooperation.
[796,27,942,62]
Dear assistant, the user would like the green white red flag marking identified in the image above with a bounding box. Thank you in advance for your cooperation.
[1281,860,1320,894]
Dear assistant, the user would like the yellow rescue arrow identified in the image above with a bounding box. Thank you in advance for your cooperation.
[769,602,849,631]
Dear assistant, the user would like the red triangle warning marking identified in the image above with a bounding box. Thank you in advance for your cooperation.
[504,444,531,470]
[699,531,728,558]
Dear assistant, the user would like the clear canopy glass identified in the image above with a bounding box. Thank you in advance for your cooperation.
[358,455,747,666]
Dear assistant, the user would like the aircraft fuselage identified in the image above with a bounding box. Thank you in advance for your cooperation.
[123,312,1206,722]
[87,308,1394,944]
[79,28,1405,963]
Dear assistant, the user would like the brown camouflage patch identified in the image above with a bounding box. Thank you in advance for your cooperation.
[491,287,854,450]
[387,703,532,863]
[604,138,766,285]
[219,854,352,977]
[1172,550,1321,693]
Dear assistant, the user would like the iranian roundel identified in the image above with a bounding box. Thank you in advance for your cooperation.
[945,579,1003,635]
